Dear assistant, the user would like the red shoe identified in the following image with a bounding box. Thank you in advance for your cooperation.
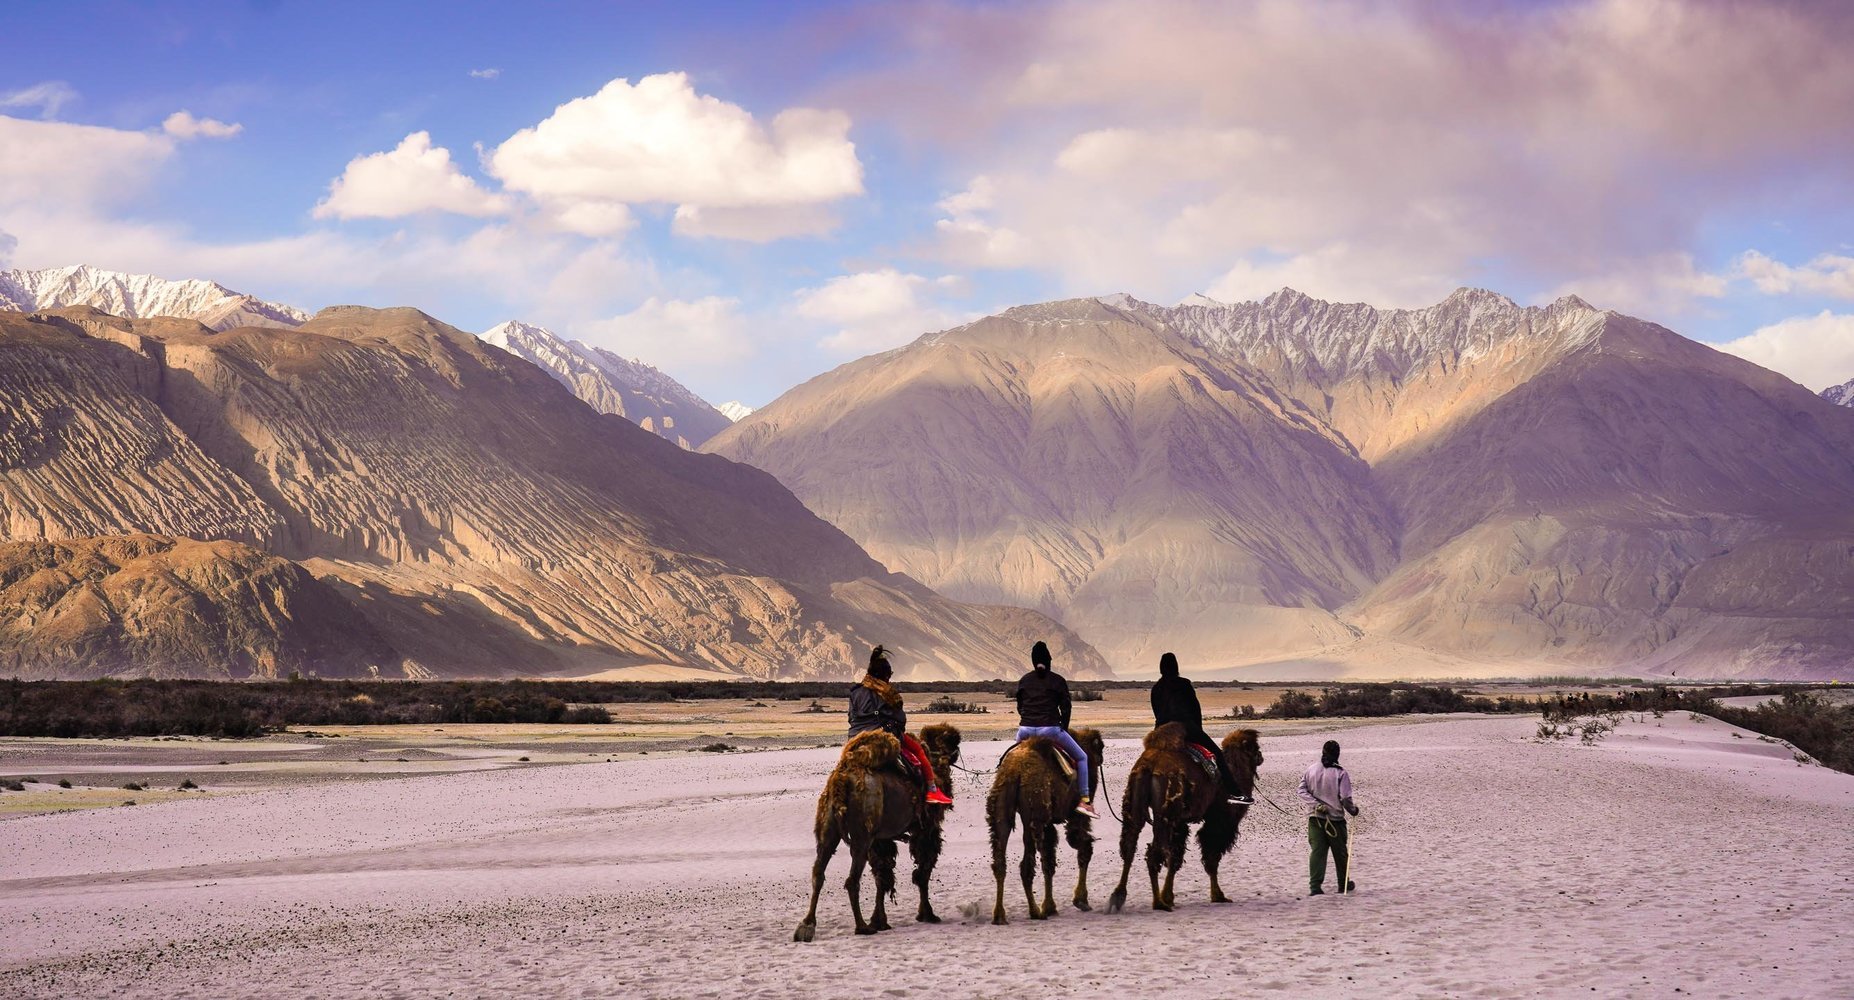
[926,788,953,806]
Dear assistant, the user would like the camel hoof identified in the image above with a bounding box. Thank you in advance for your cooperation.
[1040,903,1058,918]
[1073,898,1092,912]
[1210,893,1232,904]
[855,924,879,936]
[793,923,816,943]
[917,910,941,924]
[1153,899,1173,912]
[991,911,1009,926]
[1106,890,1126,914]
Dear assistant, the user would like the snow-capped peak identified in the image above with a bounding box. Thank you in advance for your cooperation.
[1822,377,1854,408]
[717,401,754,422]
[0,264,307,330]
[1177,292,1228,308]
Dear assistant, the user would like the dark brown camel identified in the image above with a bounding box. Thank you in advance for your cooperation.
[793,722,960,941]
[986,727,1106,924]
[1106,724,1262,913]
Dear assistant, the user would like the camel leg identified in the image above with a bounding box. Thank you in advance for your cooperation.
[910,823,942,924]
[1146,824,1170,911]
[1107,798,1144,915]
[1038,823,1059,918]
[1020,824,1043,919]
[845,843,874,935]
[1206,842,1231,904]
[1161,824,1189,910]
[870,840,896,932]
[792,829,838,942]
[1068,817,1094,912]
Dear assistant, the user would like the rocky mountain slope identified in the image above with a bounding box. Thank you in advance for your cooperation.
[0,306,1106,680]
[708,290,1854,679]
[0,265,307,330]
[1825,378,1854,407]
[480,320,731,448]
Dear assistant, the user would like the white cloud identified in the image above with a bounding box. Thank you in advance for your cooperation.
[1546,252,1728,318]
[671,203,839,242]
[488,72,862,238]
[578,296,752,370]
[1206,244,1463,310]
[162,111,243,140]
[314,132,509,220]
[1735,251,1854,300]
[888,0,1854,307]
[0,81,77,119]
[469,67,501,80]
[0,114,175,209]
[796,269,965,354]
[1717,311,1854,391]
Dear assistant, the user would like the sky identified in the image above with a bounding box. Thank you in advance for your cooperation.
[2,0,1853,406]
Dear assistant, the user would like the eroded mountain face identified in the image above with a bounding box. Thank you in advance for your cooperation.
[0,306,1109,680]
[708,290,1854,679]
[1824,378,1854,408]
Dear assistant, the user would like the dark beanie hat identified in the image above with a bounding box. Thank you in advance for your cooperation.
[1031,640,1052,668]
[1159,652,1179,676]
[1321,740,1341,767]
[868,645,893,680]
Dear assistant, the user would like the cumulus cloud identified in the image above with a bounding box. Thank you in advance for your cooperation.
[866,0,1854,307]
[488,72,862,240]
[314,132,509,220]
[671,203,839,242]
[162,111,243,140]
[1735,251,1854,300]
[0,114,175,209]
[0,81,77,119]
[796,269,965,354]
[578,296,752,369]
[469,67,501,80]
[1717,311,1854,391]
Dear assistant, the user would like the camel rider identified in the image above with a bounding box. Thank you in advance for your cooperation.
[1013,640,1099,819]
[1150,652,1253,805]
[1298,739,1361,896]
[848,645,953,806]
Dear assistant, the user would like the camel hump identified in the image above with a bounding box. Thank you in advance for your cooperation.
[1144,721,1190,752]
[840,730,901,772]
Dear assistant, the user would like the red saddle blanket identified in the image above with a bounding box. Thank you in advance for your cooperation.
[1185,743,1218,778]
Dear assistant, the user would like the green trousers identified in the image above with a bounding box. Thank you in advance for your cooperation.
[1308,816,1350,892]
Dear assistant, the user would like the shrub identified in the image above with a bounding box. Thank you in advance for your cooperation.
[121,781,144,791]
[1,780,24,792]
[922,696,987,713]
[178,778,198,790]
[700,742,735,753]
[57,778,72,788]
[1266,690,1320,718]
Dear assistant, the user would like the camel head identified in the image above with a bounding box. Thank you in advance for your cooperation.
[1220,728,1263,797]
[919,722,962,791]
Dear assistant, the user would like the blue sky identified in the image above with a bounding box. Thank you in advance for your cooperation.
[3,0,1852,404]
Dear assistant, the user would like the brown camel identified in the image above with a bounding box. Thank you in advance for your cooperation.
[793,722,961,941]
[1106,724,1262,913]
[986,727,1106,924]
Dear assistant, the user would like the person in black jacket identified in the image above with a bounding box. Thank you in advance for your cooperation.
[1151,652,1250,804]
[847,645,952,805]
[1012,640,1098,818]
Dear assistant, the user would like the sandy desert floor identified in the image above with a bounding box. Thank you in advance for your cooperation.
[2,711,1850,999]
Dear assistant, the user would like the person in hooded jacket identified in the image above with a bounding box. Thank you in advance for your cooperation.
[1297,739,1361,895]
[1012,640,1098,819]
[847,645,953,805]
[1149,652,1251,804]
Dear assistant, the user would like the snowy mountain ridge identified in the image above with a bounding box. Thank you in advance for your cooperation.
[1824,378,1854,408]
[0,264,308,330]
[480,320,731,448]
[717,401,754,422]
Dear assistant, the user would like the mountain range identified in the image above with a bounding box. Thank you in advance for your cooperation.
[1826,378,1854,408]
[0,266,736,449]
[707,289,1854,679]
[0,304,1106,680]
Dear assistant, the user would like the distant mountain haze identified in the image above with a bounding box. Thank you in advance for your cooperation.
[707,289,1854,680]
[0,305,1108,680]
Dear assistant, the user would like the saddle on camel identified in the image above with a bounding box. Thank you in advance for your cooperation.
[793,648,961,942]
[1107,723,1263,914]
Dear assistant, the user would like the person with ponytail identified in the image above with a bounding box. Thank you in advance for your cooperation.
[847,645,953,806]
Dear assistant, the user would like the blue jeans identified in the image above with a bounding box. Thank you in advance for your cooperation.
[1017,726,1090,798]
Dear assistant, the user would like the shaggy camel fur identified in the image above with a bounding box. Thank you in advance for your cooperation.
[1107,724,1262,913]
[986,727,1106,924]
[794,723,961,941]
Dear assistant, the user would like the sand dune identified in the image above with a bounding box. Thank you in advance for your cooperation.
[3,714,1850,998]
